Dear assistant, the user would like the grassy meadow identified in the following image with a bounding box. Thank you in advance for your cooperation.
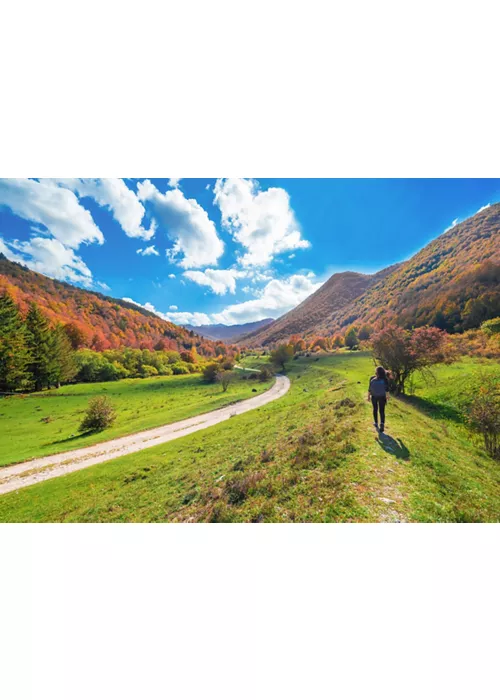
[0,371,272,467]
[0,351,499,523]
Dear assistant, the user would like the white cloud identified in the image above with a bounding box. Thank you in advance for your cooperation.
[122,297,211,327]
[0,178,104,248]
[183,268,247,295]
[477,203,491,213]
[137,245,159,256]
[168,178,182,188]
[169,305,178,311]
[211,273,321,325]
[213,178,310,267]
[49,178,156,241]
[123,272,321,329]
[137,180,224,269]
[288,253,296,259]
[0,235,94,287]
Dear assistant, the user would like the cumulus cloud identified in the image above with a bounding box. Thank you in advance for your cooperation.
[137,245,159,256]
[137,180,224,269]
[213,178,310,267]
[169,305,178,311]
[168,178,182,188]
[122,297,211,326]
[211,273,321,325]
[168,273,176,279]
[49,178,156,240]
[183,268,247,295]
[0,235,94,287]
[0,178,104,248]
[122,272,321,329]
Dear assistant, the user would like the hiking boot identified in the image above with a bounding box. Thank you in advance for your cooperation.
[380,424,385,433]
[373,423,379,430]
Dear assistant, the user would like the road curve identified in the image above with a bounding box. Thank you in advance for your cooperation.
[0,374,291,496]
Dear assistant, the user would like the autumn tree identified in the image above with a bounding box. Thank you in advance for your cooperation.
[63,322,89,350]
[0,292,30,391]
[372,324,449,394]
[270,344,294,372]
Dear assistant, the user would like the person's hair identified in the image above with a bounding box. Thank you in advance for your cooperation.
[375,366,387,380]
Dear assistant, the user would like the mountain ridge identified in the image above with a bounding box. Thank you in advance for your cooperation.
[184,318,274,342]
[241,203,500,346]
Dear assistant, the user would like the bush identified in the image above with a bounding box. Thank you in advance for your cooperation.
[259,367,273,382]
[79,396,117,433]
[171,362,189,375]
[141,364,159,377]
[464,377,500,459]
[202,362,220,382]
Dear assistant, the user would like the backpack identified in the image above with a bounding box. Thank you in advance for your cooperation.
[370,376,387,398]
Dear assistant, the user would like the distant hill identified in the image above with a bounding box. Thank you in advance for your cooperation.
[185,318,274,342]
[0,254,221,355]
[242,203,500,346]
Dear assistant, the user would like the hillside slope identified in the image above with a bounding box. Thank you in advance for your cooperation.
[0,255,220,355]
[243,203,500,346]
[241,265,399,346]
[332,202,500,333]
[185,318,274,342]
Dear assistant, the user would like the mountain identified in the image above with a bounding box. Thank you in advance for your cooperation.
[239,266,400,347]
[242,203,500,346]
[0,254,221,355]
[184,318,274,342]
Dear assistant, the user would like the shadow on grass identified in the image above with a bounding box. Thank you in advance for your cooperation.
[49,430,96,446]
[376,432,410,461]
[399,394,464,424]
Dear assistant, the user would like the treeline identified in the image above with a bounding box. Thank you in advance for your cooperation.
[0,292,221,393]
[0,293,75,392]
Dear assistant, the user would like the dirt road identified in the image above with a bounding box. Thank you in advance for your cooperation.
[0,374,290,496]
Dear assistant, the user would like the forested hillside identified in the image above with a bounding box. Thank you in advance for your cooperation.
[243,203,500,346]
[240,265,400,347]
[0,255,221,355]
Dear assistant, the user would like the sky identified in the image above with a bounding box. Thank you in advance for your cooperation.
[0,178,499,327]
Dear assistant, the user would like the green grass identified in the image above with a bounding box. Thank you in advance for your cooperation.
[0,371,272,467]
[1,352,499,523]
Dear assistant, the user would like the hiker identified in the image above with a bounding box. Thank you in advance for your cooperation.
[368,366,390,432]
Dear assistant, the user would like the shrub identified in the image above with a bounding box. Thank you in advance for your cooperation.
[202,362,220,382]
[464,377,500,460]
[141,364,159,377]
[171,362,189,375]
[79,396,117,433]
[259,367,273,382]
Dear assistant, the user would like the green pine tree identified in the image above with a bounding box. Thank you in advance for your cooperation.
[26,302,52,391]
[48,324,77,388]
[0,292,31,391]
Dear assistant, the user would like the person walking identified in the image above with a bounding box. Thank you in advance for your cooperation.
[368,366,389,432]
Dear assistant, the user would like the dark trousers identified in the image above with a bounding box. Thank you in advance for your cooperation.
[372,397,387,426]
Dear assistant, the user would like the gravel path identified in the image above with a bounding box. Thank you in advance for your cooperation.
[0,374,290,496]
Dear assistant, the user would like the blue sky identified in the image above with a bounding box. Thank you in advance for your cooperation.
[1,178,499,326]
